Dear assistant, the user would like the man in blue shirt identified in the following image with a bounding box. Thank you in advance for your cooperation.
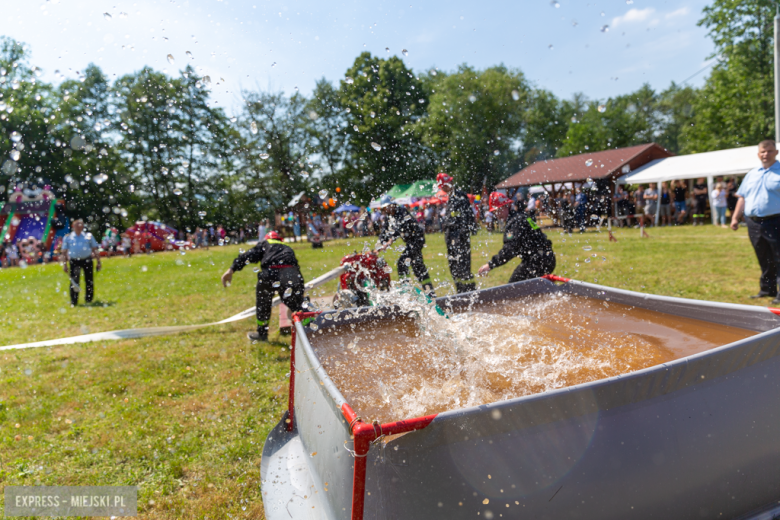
[731,140,780,302]
[61,219,101,306]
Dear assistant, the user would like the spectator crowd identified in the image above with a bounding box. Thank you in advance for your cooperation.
[0,176,746,268]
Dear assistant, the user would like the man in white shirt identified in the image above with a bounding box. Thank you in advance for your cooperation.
[61,219,101,306]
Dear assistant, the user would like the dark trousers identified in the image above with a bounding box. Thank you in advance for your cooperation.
[508,252,557,284]
[69,258,94,305]
[746,216,780,296]
[446,231,475,294]
[397,242,434,294]
[256,267,305,334]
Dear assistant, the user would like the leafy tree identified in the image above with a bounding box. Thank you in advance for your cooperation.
[304,79,347,183]
[114,67,231,231]
[683,0,775,151]
[556,84,659,156]
[415,65,528,191]
[56,64,135,230]
[0,38,60,202]
[521,89,580,166]
[339,52,429,199]
[238,90,311,211]
[655,83,697,154]
[173,66,233,229]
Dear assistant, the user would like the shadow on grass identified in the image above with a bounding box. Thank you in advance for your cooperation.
[81,299,118,308]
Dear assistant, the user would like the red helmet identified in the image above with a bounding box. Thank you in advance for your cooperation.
[264,231,282,241]
[488,192,512,212]
[436,172,453,189]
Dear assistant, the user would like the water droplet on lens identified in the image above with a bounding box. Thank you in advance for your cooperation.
[103,12,112,20]
[273,281,281,288]
[284,288,292,297]
[371,142,382,151]
[173,188,183,196]
[598,104,607,113]
[402,49,409,56]
[370,111,376,118]
[600,24,609,33]
[93,173,108,184]
[583,245,592,251]
[469,94,476,103]
[167,54,175,64]
[10,150,20,161]
[585,159,593,167]
[250,121,258,135]
[186,51,193,59]
[198,211,207,217]
[511,90,520,100]
[493,150,500,156]
[319,189,328,198]
[353,125,359,131]
[10,131,22,143]
[259,153,269,159]
[345,77,354,84]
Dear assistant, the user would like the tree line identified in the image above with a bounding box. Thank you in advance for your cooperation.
[0,0,769,233]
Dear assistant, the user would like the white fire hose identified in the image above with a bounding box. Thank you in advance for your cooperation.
[1,265,346,351]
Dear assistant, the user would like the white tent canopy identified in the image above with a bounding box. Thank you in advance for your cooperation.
[619,145,759,185]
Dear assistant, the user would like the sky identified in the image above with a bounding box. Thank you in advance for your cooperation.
[3,0,716,115]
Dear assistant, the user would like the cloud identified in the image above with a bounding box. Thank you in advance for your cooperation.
[612,8,656,27]
[665,7,690,19]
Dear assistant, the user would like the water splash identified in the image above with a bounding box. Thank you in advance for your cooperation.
[311,292,700,424]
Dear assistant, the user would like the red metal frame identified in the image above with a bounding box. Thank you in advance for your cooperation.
[288,310,438,520]
[341,403,437,520]
[542,274,571,283]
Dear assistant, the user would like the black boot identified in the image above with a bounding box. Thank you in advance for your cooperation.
[247,327,269,342]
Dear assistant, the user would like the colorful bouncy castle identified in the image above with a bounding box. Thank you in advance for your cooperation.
[0,185,67,253]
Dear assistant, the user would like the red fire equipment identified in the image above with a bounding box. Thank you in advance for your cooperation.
[334,251,391,308]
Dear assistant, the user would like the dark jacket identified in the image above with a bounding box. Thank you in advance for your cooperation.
[230,239,298,272]
[379,206,425,248]
[488,208,553,269]
[444,188,477,237]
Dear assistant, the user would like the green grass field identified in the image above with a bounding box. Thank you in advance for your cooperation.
[0,224,766,518]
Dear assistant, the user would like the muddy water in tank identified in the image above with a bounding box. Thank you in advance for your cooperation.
[311,292,755,424]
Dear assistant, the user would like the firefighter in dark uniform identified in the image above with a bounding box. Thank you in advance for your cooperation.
[478,195,556,283]
[221,231,305,342]
[376,195,436,297]
[437,173,478,293]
